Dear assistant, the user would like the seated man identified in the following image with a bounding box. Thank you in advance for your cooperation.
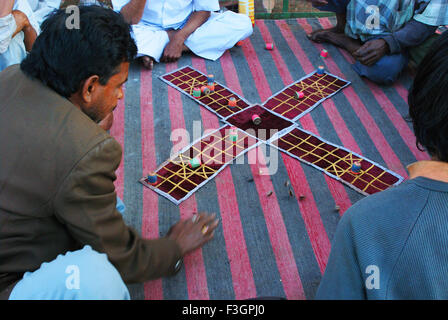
[316,31,448,299]
[112,0,253,69]
[0,0,38,72]
[0,6,219,300]
[308,0,447,85]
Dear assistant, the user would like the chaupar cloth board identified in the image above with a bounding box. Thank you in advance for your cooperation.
[139,125,260,204]
[160,65,251,118]
[262,71,351,121]
[271,127,404,195]
[114,18,427,300]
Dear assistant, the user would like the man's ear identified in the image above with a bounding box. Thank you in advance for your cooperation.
[80,75,100,104]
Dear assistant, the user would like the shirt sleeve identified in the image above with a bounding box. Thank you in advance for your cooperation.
[52,137,183,283]
[315,209,367,299]
[193,0,220,12]
[382,18,437,54]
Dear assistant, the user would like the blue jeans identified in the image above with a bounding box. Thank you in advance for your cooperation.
[9,245,130,300]
[352,52,409,85]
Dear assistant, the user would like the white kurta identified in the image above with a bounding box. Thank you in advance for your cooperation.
[26,0,61,25]
[112,0,253,62]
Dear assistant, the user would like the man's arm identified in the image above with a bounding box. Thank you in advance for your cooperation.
[353,19,437,66]
[11,10,37,51]
[119,0,147,25]
[382,19,437,54]
[53,137,218,282]
[161,10,210,62]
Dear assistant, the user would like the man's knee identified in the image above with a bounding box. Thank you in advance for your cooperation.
[10,246,130,300]
[352,54,408,85]
[221,11,253,38]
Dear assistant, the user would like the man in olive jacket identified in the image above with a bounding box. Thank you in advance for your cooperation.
[0,6,218,300]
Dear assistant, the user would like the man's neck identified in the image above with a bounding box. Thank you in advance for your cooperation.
[407,160,448,183]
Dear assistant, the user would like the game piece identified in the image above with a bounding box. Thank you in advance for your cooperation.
[262,70,350,121]
[148,64,402,205]
[160,66,251,118]
[251,114,261,125]
[229,127,238,143]
[265,43,274,50]
[146,173,158,185]
[189,157,202,169]
[207,82,215,92]
[272,127,404,195]
[193,87,201,98]
[316,66,325,76]
[228,97,237,109]
[320,49,328,58]
[350,161,362,175]
[295,91,305,100]
[201,86,211,95]
[335,205,341,211]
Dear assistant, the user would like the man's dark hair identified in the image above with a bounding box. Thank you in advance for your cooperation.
[408,31,448,162]
[21,5,137,98]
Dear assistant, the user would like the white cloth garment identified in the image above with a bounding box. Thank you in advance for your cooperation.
[112,0,253,62]
[0,14,17,54]
[27,0,61,26]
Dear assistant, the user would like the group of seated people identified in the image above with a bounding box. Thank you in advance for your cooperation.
[1,0,447,84]
[0,0,447,300]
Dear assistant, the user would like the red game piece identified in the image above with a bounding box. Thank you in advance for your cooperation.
[320,49,328,58]
[252,114,262,125]
[265,43,274,50]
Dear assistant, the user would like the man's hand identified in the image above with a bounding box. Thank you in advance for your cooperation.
[353,39,389,66]
[161,32,185,63]
[167,212,219,256]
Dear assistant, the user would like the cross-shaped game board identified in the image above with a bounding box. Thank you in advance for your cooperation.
[140,65,404,205]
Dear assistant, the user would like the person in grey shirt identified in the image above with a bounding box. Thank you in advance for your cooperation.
[316,31,448,299]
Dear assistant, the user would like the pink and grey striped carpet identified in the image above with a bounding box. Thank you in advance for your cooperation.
[110,17,429,300]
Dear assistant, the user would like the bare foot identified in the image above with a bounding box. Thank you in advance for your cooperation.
[308,26,344,43]
[140,55,154,70]
[308,13,346,43]
[312,31,362,55]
